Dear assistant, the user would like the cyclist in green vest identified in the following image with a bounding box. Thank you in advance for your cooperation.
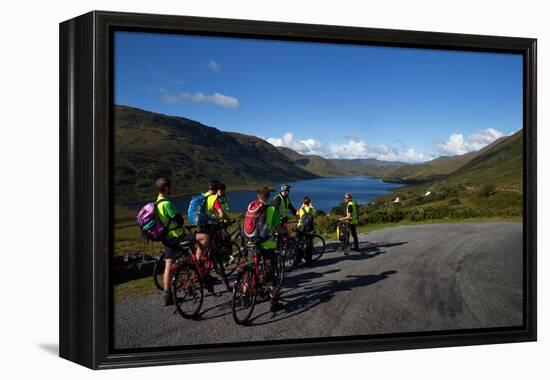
[154,177,186,306]
[296,196,316,267]
[272,184,297,227]
[255,186,285,312]
[339,192,360,252]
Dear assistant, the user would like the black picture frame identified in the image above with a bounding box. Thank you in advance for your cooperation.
[59,10,537,369]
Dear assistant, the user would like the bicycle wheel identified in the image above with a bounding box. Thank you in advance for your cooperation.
[283,237,297,269]
[153,253,166,291]
[223,242,243,277]
[274,252,285,292]
[172,264,204,319]
[232,270,257,325]
[311,234,326,261]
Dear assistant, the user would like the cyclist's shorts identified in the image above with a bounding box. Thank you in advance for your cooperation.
[163,245,184,260]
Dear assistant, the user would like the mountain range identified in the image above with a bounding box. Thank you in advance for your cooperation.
[114,105,522,203]
[278,129,523,191]
[114,105,317,202]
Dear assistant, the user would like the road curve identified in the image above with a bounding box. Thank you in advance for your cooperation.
[114,222,523,349]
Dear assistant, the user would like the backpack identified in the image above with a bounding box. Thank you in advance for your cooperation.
[297,207,314,233]
[187,193,212,225]
[136,199,168,242]
[242,200,270,242]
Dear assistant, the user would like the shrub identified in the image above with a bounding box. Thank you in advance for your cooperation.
[479,184,496,197]
[448,198,461,206]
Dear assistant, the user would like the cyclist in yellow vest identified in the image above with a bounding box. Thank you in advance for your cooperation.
[339,193,360,251]
[272,184,297,227]
[195,180,225,262]
[296,196,316,267]
[217,183,230,221]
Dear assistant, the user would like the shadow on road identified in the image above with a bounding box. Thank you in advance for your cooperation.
[186,240,404,324]
[314,241,407,268]
[247,270,398,326]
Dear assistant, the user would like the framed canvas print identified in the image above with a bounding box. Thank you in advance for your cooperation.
[59,11,537,369]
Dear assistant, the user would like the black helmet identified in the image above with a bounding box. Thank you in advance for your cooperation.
[280,184,291,192]
[209,179,221,191]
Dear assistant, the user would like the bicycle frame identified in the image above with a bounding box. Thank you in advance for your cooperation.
[237,245,267,292]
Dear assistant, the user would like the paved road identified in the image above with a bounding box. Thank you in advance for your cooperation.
[114,222,523,349]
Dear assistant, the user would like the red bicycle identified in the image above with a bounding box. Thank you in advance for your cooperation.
[231,241,283,325]
[170,231,232,319]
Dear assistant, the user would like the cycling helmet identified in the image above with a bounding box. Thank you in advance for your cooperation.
[280,184,291,192]
[209,179,221,191]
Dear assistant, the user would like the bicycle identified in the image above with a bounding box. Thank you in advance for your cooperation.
[231,241,284,325]
[153,219,243,290]
[281,230,326,268]
[228,217,245,248]
[152,224,195,291]
[170,230,233,319]
[210,220,242,276]
[338,220,351,255]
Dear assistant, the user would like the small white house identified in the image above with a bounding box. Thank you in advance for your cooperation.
[424,191,432,197]
[393,196,401,204]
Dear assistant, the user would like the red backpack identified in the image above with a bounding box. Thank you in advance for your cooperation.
[243,200,270,242]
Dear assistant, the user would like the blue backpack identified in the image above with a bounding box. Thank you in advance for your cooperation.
[187,193,212,225]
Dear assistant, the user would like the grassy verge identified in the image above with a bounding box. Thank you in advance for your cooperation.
[115,277,159,303]
[317,215,521,241]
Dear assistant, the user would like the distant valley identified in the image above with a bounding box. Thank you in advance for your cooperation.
[114,105,522,206]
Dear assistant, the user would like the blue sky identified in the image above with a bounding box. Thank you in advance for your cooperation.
[114,31,523,162]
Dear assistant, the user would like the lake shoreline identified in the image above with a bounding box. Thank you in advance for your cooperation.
[124,176,404,213]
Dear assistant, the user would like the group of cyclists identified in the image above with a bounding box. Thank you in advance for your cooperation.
[150,177,361,315]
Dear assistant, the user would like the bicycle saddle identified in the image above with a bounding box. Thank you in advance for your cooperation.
[178,240,193,249]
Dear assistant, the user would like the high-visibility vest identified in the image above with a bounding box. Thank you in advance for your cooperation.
[273,193,290,216]
[203,192,219,218]
[348,200,358,225]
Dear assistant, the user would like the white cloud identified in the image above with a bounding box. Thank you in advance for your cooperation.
[438,128,504,155]
[266,132,430,163]
[267,133,325,156]
[162,90,240,109]
[208,60,221,73]
[329,138,368,159]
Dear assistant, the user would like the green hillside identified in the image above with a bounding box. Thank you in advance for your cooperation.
[444,129,523,190]
[313,129,523,235]
[368,130,523,220]
[276,147,346,176]
[381,151,480,183]
[114,105,317,203]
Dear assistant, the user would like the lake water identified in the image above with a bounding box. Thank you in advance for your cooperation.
[134,176,402,214]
